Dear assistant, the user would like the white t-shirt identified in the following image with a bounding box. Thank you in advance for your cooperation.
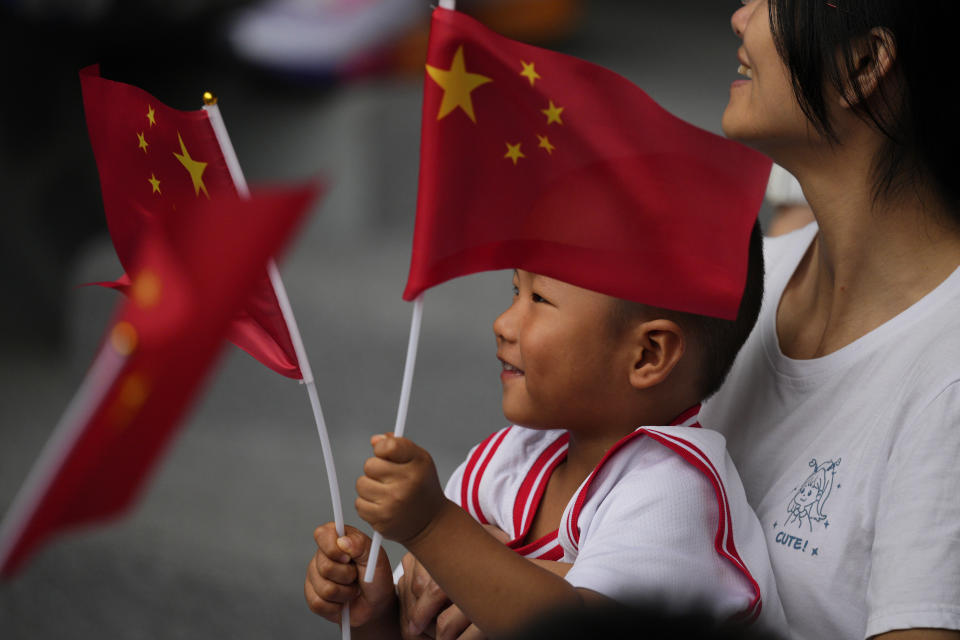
[444,407,787,633]
[701,223,960,640]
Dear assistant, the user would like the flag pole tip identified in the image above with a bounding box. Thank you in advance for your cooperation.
[202,91,218,106]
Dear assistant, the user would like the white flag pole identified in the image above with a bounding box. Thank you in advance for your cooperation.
[363,295,424,583]
[363,0,454,586]
[202,94,350,637]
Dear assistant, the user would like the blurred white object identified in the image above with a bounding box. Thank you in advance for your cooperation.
[765,163,807,207]
[228,0,424,77]
[765,164,813,236]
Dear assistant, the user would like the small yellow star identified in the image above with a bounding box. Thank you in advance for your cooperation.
[426,45,493,123]
[148,173,161,194]
[146,105,156,127]
[132,268,162,308]
[537,134,556,155]
[519,61,541,87]
[504,142,525,165]
[137,132,149,153]
[542,100,564,125]
[173,132,209,198]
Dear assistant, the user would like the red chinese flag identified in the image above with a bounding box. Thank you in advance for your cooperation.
[405,9,772,320]
[0,185,317,577]
[79,64,303,377]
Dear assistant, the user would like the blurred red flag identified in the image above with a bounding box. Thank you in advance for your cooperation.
[80,64,303,377]
[404,8,772,320]
[0,185,318,577]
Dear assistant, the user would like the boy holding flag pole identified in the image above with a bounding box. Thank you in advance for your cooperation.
[307,4,786,637]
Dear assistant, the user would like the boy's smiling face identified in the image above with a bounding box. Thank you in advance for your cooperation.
[494,270,633,431]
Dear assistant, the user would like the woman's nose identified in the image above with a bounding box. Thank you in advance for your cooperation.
[731,1,752,38]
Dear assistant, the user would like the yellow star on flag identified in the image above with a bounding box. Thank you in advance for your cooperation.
[173,132,209,198]
[147,105,157,127]
[537,134,556,155]
[542,100,564,125]
[137,132,149,153]
[426,45,493,123]
[504,142,525,165]
[132,268,162,308]
[520,61,541,87]
[148,173,161,194]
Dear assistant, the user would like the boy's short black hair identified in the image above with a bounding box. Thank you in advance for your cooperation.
[612,222,764,400]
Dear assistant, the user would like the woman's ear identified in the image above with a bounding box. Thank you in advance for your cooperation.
[840,27,897,109]
[628,319,685,391]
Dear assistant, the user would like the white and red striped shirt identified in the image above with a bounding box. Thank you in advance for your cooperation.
[444,406,787,632]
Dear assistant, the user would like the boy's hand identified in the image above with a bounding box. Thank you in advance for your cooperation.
[304,523,396,627]
[356,434,447,545]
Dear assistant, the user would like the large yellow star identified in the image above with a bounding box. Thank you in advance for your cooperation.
[537,134,556,155]
[173,132,209,198]
[148,173,161,194]
[147,105,156,127]
[504,142,525,165]
[137,132,149,153]
[426,45,492,123]
[542,100,564,125]
[520,61,541,87]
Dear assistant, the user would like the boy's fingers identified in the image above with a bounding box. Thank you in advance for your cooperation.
[335,525,374,560]
[307,559,359,603]
[313,523,351,564]
[372,434,420,463]
[312,548,358,585]
[356,475,389,504]
[363,455,397,481]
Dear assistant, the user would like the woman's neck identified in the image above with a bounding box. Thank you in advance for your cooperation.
[775,138,960,359]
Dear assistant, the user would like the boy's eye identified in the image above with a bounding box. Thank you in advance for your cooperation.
[532,292,548,304]
[512,285,519,296]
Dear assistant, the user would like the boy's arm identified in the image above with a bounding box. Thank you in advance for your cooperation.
[357,434,606,638]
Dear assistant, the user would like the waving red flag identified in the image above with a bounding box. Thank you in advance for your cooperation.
[79,65,302,377]
[405,8,772,319]
[0,185,317,577]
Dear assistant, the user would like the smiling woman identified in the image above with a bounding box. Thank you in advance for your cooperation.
[701,1,960,640]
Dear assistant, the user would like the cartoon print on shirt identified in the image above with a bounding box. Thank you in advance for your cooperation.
[785,458,841,532]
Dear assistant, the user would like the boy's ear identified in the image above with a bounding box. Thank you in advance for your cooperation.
[627,319,685,391]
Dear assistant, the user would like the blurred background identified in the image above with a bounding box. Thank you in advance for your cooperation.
[0,0,769,637]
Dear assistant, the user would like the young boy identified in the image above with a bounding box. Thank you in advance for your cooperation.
[305,224,786,637]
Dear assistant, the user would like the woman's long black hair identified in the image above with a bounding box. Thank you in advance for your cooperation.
[768,0,958,219]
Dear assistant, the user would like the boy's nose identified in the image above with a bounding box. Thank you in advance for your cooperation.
[493,305,517,344]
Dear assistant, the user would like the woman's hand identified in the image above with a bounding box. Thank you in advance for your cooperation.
[396,526,511,639]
